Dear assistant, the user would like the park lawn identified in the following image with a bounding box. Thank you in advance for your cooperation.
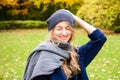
[0,29,120,80]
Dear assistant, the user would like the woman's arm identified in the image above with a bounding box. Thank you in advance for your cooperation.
[65,10,107,67]
[72,15,96,34]
[78,29,107,67]
[72,14,107,67]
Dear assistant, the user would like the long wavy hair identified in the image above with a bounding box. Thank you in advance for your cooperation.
[48,21,80,79]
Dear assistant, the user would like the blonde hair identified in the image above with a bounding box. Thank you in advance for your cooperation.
[48,24,80,79]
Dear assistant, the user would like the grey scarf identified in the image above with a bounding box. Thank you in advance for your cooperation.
[23,40,72,80]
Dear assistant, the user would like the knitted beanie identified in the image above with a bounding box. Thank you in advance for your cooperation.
[47,9,74,31]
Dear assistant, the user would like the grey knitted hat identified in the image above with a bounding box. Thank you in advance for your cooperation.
[47,9,74,31]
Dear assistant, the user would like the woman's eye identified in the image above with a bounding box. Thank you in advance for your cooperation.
[66,27,70,30]
[57,28,62,30]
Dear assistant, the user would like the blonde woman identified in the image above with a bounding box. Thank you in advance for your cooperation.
[23,9,107,80]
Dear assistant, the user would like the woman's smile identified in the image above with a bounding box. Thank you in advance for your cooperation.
[59,35,68,41]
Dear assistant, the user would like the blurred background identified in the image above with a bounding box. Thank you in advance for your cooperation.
[0,0,120,32]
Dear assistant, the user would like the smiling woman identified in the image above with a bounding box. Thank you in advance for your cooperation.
[51,21,73,42]
[23,9,107,80]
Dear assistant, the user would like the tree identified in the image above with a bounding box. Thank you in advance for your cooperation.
[0,0,33,20]
[77,0,120,30]
[0,0,84,20]
[28,0,84,20]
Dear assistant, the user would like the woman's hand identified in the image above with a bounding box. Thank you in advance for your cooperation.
[64,9,96,34]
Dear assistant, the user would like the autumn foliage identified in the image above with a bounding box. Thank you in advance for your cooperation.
[0,0,120,32]
[0,0,83,20]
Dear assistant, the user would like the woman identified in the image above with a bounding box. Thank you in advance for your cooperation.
[23,9,107,80]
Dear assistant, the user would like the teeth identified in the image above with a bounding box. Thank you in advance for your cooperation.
[60,36,67,39]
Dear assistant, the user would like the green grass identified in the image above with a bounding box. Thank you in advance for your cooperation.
[0,29,120,80]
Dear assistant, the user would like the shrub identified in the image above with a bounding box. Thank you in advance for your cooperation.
[0,20,47,30]
[114,26,120,33]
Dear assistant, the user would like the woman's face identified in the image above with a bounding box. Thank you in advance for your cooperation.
[52,21,73,42]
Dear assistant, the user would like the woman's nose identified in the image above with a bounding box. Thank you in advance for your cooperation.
[61,29,67,35]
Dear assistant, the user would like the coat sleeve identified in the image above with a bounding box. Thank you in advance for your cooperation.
[78,29,107,67]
